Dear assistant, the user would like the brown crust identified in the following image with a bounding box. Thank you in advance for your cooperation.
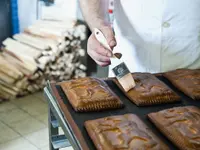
[60,77,123,112]
[85,114,169,150]
[164,69,200,100]
[113,73,180,106]
[148,106,200,150]
[50,83,89,150]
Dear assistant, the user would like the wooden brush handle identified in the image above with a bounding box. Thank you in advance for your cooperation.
[94,28,123,59]
[94,28,112,51]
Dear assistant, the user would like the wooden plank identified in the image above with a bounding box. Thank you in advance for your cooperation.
[23,32,60,48]
[2,51,35,75]
[15,77,29,90]
[0,80,20,93]
[0,55,23,79]
[24,26,64,43]
[2,48,38,73]
[3,38,41,58]
[0,90,15,100]
[13,33,49,51]
[0,85,17,97]
[0,71,16,84]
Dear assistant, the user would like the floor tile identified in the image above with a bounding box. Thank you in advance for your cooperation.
[0,101,18,113]
[25,128,49,148]
[0,109,30,124]
[0,121,7,129]
[20,101,48,117]
[35,113,48,126]
[32,91,46,103]
[9,117,46,135]
[0,121,20,144]
[40,145,49,150]
[0,138,38,150]
[11,94,44,108]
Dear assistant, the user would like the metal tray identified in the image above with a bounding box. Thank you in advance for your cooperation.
[53,75,200,150]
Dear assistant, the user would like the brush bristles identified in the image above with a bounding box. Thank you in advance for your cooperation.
[118,73,136,92]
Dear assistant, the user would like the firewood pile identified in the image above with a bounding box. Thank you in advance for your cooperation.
[0,20,87,101]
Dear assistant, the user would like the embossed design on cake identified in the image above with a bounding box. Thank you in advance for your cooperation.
[162,107,200,147]
[85,114,169,150]
[113,73,180,105]
[68,78,112,102]
[133,74,171,94]
[60,77,123,111]
[164,69,200,99]
[148,106,200,149]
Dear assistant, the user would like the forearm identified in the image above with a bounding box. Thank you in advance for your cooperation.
[79,0,109,31]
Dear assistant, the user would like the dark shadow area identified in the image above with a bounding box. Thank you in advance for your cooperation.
[0,0,11,43]
[76,20,97,76]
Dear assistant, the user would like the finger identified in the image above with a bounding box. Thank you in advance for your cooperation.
[96,46,113,57]
[90,34,113,57]
[89,49,111,62]
[95,60,111,67]
[100,26,117,49]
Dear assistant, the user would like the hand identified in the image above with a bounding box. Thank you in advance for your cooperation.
[87,26,117,67]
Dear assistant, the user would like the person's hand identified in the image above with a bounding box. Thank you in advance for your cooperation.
[87,26,117,67]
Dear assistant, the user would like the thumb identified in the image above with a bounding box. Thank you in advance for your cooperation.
[100,26,117,49]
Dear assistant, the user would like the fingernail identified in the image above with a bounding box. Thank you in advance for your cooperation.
[109,40,116,47]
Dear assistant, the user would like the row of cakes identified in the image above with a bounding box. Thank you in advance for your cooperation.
[59,69,200,149]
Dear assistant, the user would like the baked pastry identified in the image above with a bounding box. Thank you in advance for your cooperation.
[164,69,200,100]
[148,106,200,150]
[113,73,180,106]
[60,77,123,112]
[85,114,169,150]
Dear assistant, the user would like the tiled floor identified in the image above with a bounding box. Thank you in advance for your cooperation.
[0,91,73,150]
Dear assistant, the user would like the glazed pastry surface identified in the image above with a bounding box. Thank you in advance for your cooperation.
[149,106,200,150]
[164,69,200,100]
[61,77,123,111]
[85,114,169,150]
[113,73,180,106]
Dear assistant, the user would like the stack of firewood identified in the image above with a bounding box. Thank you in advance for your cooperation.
[0,20,87,101]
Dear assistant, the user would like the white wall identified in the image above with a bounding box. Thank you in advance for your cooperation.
[18,0,79,31]
[41,0,77,20]
[18,0,37,31]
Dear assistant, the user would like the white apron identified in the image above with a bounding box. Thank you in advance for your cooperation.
[109,0,200,77]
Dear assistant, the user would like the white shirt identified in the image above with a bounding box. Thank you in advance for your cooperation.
[109,0,200,76]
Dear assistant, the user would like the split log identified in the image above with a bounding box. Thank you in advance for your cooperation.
[15,77,29,90]
[24,26,65,43]
[13,33,50,51]
[0,84,18,97]
[0,71,16,84]
[0,20,87,100]
[0,55,23,79]
[3,38,41,59]
[2,51,36,75]
[0,80,20,93]
[2,48,38,73]
[0,90,15,100]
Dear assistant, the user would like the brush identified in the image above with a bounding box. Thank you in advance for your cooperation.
[94,28,136,92]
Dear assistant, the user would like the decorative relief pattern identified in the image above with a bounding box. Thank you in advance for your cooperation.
[85,114,169,150]
[164,69,200,100]
[149,106,200,150]
[113,73,180,106]
[60,77,123,111]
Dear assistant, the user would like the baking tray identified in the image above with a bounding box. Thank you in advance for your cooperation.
[50,75,200,150]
